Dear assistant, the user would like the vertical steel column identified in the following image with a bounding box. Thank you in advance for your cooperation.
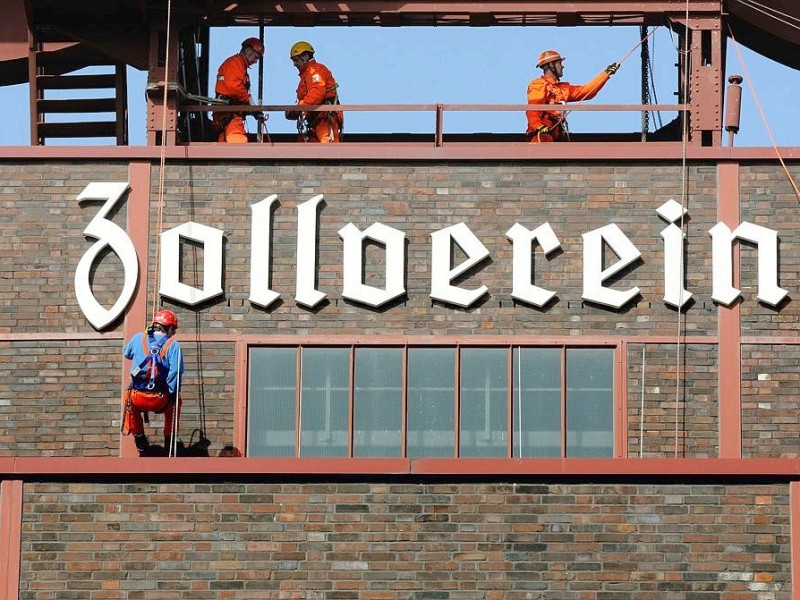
[120,161,153,457]
[146,29,180,146]
[717,162,742,458]
[0,479,23,600]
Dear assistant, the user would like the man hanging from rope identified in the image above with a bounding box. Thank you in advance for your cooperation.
[526,49,619,143]
[284,41,343,143]
[122,309,184,455]
[212,37,266,143]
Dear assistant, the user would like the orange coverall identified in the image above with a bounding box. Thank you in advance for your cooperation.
[213,53,252,143]
[295,60,343,143]
[526,71,610,142]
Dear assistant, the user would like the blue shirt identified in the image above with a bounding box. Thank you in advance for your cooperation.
[123,331,184,395]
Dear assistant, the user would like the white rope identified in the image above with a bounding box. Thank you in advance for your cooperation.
[639,345,646,458]
[729,0,800,31]
[170,363,180,457]
[152,0,173,322]
[674,0,691,459]
[517,347,523,458]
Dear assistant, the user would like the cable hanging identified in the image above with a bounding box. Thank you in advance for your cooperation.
[728,24,800,202]
[152,0,173,330]
[672,0,691,460]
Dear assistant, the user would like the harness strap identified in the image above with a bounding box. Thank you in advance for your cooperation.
[133,335,176,391]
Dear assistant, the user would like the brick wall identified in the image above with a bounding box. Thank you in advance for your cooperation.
[2,160,800,458]
[0,340,120,456]
[0,162,131,333]
[19,481,791,599]
[152,162,718,337]
[739,164,800,332]
[742,344,800,458]
[626,343,719,458]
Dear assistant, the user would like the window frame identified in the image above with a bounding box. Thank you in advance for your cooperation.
[245,338,623,459]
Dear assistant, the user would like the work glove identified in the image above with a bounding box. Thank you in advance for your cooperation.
[285,110,300,121]
[535,125,550,135]
[605,62,620,75]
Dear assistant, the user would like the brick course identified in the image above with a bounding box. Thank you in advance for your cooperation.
[19,481,791,599]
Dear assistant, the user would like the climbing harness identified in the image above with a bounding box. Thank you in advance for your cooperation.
[130,335,176,393]
[296,113,311,142]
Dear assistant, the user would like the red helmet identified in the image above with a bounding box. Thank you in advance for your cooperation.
[242,37,265,58]
[153,309,178,329]
[537,49,564,68]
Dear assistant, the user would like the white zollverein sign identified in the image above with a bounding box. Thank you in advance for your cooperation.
[74,184,788,330]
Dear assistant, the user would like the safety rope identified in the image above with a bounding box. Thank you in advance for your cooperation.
[152,0,173,327]
[674,0,691,459]
[550,26,661,133]
[728,25,800,202]
[729,0,800,32]
[153,0,179,457]
[517,347,522,458]
[640,25,650,139]
[639,345,646,457]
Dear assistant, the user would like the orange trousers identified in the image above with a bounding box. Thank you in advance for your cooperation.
[217,115,248,143]
[122,389,182,438]
[310,117,341,143]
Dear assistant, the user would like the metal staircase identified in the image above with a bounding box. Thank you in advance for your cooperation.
[29,27,127,145]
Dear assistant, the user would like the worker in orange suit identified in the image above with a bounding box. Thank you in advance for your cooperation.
[284,41,343,143]
[212,37,265,143]
[526,50,619,143]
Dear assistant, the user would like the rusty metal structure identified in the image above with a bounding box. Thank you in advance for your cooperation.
[0,0,799,147]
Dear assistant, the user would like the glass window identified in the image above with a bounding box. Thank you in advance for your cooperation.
[407,348,455,458]
[300,348,350,457]
[354,347,403,457]
[248,347,297,457]
[566,348,614,457]
[460,348,508,457]
[247,343,616,460]
[512,347,562,458]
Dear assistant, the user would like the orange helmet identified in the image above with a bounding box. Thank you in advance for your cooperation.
[537,50,564,68]
[242,37,265,58]
[153,309,178,329]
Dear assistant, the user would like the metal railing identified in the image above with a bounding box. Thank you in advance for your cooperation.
[182,101,689,146]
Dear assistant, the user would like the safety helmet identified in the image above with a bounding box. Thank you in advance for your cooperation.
[537,50,564,68]
[290,41,315,58]
[152,309,178,329]
[242,37,265,58]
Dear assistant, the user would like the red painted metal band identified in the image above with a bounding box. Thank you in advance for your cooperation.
[1,145,799,162]
[1,457,800,478]
[792,482,800,600]
[717,162,742,458]
[120,161,152,458]
[0,480,22,600]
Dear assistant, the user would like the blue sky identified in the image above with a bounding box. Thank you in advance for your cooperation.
[0,25,798,146]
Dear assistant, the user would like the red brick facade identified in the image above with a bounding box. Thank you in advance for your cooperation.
[1,154,799,598]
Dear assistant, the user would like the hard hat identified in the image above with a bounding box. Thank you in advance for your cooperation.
[537,50,564,68]
[290,41,315,58]
[153,309,178,329]
[242,37,265,58]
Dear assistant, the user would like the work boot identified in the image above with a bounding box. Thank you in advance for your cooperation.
[134,434,149,453]
[163,436,184,455]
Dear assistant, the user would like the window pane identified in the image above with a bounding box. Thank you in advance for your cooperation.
[248,347,297,457]
[300,348,350,457]
[460,348,508,457]
[566,348,614,457]
[512,347,561,458]
[407,348,455,457]
[354,347,403,457]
